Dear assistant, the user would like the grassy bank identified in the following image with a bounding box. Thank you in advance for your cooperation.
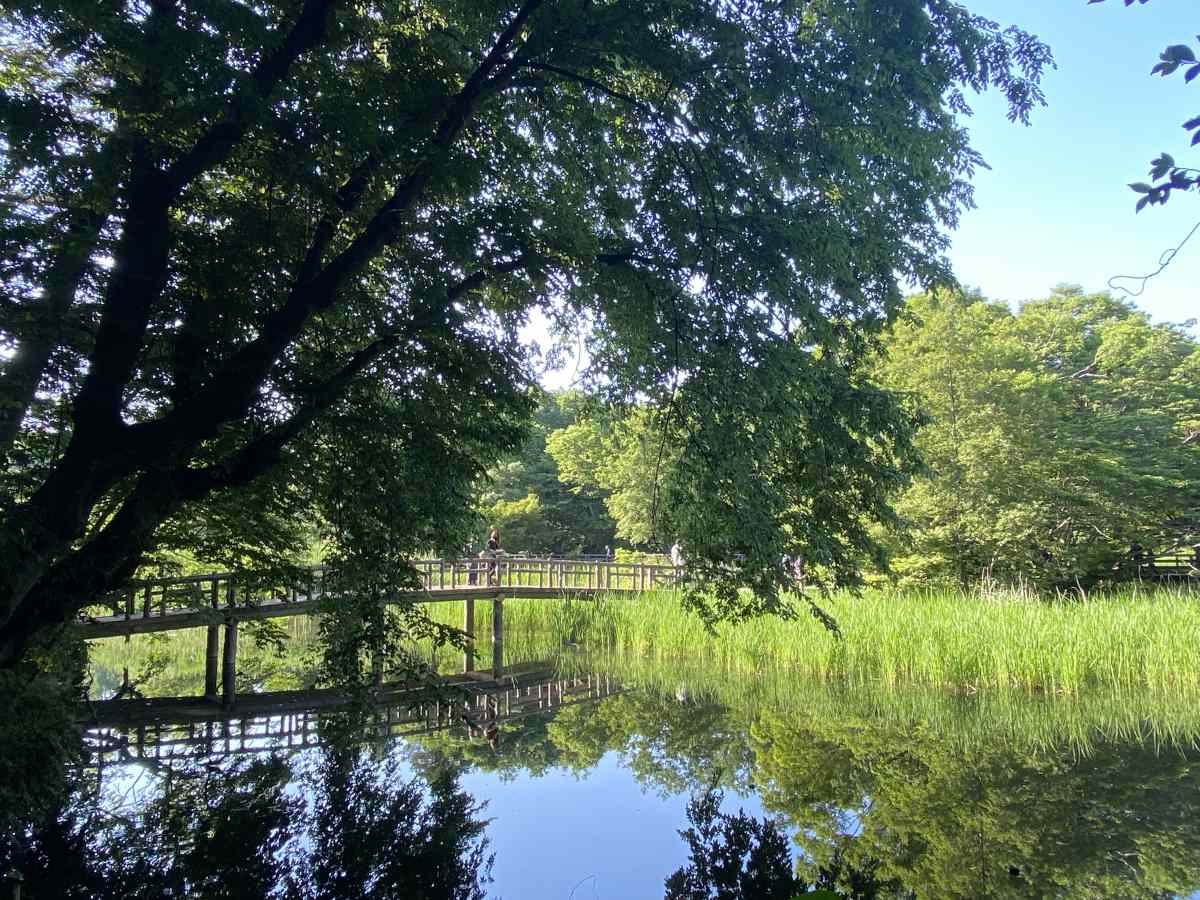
[427,584,1200,695]
[90,583,1200,700]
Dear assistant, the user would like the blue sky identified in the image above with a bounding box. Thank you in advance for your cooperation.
[948,0,1198,325]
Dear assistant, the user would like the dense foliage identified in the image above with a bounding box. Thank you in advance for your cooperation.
[479,392,615,555]
[876,287,1200,587]
[0,0,1051,662]
[547,404,671,547]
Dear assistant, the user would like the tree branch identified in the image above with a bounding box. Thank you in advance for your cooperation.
[512,59,654,113]
[0,199,111,452]
[0,0,345,641]
[71,0,343,437]
[161,0,343,197]
[146,0,544,451]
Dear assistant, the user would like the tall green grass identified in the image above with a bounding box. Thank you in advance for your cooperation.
[89,584,1200,700]
[88,587,1200,753]
[429,584,1200,695]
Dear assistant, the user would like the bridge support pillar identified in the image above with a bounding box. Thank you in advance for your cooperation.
[463,597,475,673]
[221,619,238,709]
[204,625,220,699]
[491,595,503,679]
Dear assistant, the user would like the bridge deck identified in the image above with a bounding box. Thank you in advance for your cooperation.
[78,557,679,639]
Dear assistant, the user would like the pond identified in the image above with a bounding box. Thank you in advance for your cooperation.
[14,623,1200,899]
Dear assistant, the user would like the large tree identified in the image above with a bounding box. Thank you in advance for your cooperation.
[876,287,1200,587]
[0,0,1050,664]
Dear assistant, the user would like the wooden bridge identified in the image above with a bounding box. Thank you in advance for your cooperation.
[1137,546,1200,581]
[79,556,676,708]
[84,663,622,774]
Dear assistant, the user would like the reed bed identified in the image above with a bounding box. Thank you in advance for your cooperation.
[89,584,1200,700]
[430,583,1200,695]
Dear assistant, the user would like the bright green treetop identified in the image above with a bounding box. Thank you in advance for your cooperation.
[877,287,1200,587]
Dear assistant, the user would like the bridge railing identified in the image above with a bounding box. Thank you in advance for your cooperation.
[80,557,680,625]
[80,566,333,624]
[411,557,679,592]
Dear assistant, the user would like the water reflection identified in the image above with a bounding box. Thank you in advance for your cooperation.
[753,711,1200,898]
[9,751,492,900]
[8,653,1200,898]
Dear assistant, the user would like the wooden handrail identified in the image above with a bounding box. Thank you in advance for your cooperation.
[79,557,683,626]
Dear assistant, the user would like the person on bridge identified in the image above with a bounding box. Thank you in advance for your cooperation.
[670,541,683,576]
[486,528,502,585]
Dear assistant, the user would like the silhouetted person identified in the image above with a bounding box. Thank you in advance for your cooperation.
[486,528,501,585]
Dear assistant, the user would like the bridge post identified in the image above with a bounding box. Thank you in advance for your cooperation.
[204,580,220,699]
[204,626,220,699]
[463,597,475,673]
[221,618,238,708]
[491,594,503,678]
[124,588,134,643]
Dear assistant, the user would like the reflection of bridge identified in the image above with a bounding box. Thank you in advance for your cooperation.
[78,557,676,706]
[84,664,621,771]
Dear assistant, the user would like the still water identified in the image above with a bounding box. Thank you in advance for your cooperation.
[18,635,1200,899]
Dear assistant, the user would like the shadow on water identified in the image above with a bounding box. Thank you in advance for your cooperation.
[6,636,1200,898]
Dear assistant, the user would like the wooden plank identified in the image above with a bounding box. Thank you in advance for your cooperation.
[204,625,219,698]
[77,555,669,639]
[78,585,646,639]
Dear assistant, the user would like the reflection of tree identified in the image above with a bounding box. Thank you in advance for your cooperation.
[752,712,1200,899]
[664,789,898,900]
[408,710,568,782]
[7,751,492,899]
[406,691,753,796]
[664,789,803,900]
[575,692,753,797]
[285,749,493,900]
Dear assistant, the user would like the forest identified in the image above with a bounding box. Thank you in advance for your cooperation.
[1,1,1198,895]
[485,286,1200,591]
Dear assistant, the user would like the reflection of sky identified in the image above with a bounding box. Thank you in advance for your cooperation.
[460,750,764,900]
[94,743,768,899]
[95,761,163,818]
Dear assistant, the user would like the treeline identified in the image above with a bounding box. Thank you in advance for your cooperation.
[482,287,1200,588]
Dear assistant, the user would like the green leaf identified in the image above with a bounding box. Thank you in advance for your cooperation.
[1165,44,1197,64]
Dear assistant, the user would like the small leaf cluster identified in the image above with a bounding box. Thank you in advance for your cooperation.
[1092,0,1200,209]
